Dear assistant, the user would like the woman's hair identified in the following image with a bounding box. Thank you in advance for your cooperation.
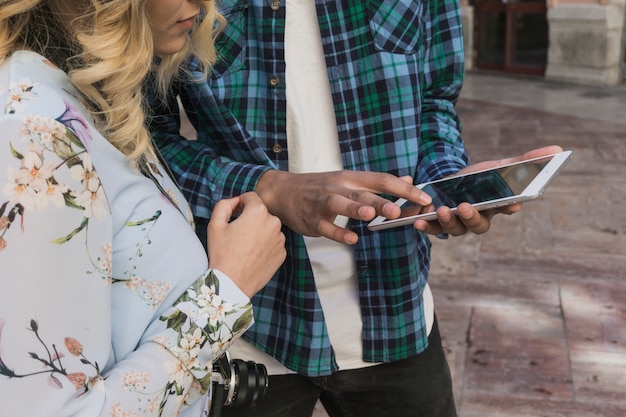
[0,0,224,160]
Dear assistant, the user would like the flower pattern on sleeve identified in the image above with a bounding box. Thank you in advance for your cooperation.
[0,270,253,416]
[1,80,108,272]
[155,271,253,406]
[1,60,254,416]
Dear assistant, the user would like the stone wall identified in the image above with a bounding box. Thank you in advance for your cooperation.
[461,5,475,71]
[460,0,626,85]
[546,0,625,85]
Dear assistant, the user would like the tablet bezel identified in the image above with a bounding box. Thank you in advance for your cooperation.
[367,150,572,231]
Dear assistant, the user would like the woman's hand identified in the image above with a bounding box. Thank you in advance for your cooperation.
[207,192,286,298]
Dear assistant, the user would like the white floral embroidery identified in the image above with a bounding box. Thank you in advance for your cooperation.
[207,295,234,328]
[99,244,113,284]
[20,115,66,146]
[121,371,151,393]
[123,277,172,310]
[69,154,107,219]
[109,402,142,417]
[3,151,67,211]
[5,78,38,113]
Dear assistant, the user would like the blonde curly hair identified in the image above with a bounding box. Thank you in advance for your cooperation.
[0,0,224,160]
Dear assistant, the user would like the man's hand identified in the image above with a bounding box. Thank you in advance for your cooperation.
[412,145,564,237]
[255,170,432,244]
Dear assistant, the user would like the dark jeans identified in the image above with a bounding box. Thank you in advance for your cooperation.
[220,316,457,417]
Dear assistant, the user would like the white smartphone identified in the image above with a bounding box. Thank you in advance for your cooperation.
[367,150,573,231]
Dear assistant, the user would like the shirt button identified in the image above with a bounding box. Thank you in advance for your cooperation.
[272,144,283,154]
[269,0,281,11]
[269,76,280,87]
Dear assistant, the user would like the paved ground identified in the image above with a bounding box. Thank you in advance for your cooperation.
[312,71,626,417]
[430,72,626,417]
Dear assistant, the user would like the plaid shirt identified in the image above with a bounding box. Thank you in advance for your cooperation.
[150,0,469,377]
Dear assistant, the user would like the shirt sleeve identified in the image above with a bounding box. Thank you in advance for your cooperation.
[0,109,253,417]
[103,268,253,417]
[416,0,470,184]
[149,70,274,221]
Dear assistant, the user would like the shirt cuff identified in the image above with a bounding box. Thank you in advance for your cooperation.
[209,268,251,306]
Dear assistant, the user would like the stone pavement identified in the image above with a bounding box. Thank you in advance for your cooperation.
[430,72,626,417]
[311,71,626,417]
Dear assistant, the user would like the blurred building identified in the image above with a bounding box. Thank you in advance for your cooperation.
[460,0,626,85]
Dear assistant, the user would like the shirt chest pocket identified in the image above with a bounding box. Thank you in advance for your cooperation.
[366,0,424,54]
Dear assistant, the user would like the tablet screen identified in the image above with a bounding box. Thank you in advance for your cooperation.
[398,159,548,218]
[368,150,572,231]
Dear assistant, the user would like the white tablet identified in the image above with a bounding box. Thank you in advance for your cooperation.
[367,150,573,231]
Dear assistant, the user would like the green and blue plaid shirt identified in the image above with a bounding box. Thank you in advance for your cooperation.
[150,0,469,377]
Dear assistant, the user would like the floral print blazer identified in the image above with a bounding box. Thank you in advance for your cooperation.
[0,51,253,416]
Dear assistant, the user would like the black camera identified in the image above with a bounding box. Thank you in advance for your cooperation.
[209,351,269,416]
